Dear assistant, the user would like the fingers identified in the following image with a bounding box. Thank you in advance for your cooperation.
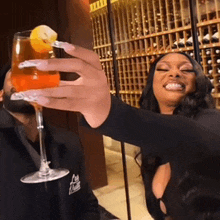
[62,44,102,70]
[19,41,102,71]
[37,58,86,72]
[23,58,96,79]
[21,85,88,99]
[19,57,103,81]
[35,97,87,112]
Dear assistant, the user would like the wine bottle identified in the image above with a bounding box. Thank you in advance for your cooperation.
[189,51,194,57]
[215,48,220,54]
[207,66,213,75]
[205,49,211,55]
[153,43,157,48]
[211,32,219,43]
[208,69,213,75]
[202,33,210,44]
[185,35,201,46]
[207,57,212,65]
[178,38,185,48]
[107,50,112,58]
[186,36,193,46]
[172,41,178,49]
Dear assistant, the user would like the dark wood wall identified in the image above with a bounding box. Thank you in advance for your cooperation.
[0,0,59,69]
[0,0,107,189]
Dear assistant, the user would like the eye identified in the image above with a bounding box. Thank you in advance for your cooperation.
[156,68,169,72]
[181,69,195,73]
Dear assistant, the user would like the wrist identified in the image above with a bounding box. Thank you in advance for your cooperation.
[83,94,111,128]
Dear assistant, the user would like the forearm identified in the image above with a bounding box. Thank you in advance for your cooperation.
[90,95,176,151]
[82,95,211,157]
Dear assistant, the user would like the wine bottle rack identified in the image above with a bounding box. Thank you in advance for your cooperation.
[90,0,220,109]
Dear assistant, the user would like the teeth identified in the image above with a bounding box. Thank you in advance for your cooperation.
[165,83,183,90]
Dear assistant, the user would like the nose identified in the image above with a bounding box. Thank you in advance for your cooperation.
[169,69,181,78]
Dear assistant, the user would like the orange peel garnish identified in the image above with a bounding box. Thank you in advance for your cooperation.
[30,25,57,53]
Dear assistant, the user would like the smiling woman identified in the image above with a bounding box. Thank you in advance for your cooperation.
[153,53,196,115]
[138,52,220,220]
[140,52,214,116]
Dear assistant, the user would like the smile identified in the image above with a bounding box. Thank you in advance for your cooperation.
[164,83,185,91]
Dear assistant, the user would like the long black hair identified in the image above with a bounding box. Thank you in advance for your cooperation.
[139,52,215,118]
[175,156,220,220]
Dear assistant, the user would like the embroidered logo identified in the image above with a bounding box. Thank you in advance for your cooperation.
[69,174,81,195]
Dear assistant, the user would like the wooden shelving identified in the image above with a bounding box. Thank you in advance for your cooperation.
[90,0,220,108]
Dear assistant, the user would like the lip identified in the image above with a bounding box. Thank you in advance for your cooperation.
[163,81,185,91]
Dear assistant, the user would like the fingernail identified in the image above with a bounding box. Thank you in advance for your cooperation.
[18,60,47,69]
[52,41,75,50]
[62,43,75,51]
[11,93,25,100]
[23,95,39,102]
[11,92,39,102]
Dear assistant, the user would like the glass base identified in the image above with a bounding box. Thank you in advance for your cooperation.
[20,168,70,184]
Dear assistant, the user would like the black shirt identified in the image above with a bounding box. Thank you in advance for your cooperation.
[82,95,220,219]
[142,107,220,220]
[0,108,100,220]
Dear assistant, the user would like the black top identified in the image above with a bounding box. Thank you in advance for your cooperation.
[142,108,220,220]
[82,95,220,219]
[0,108,100,220]
[194,108,220,136]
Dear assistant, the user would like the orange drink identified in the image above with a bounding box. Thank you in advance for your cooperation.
[11,30,60,92]
[12,26,70,184]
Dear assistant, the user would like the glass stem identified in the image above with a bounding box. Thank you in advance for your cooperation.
[34,105,50,176]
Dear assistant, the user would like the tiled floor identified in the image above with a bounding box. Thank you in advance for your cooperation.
[94,148,153,220]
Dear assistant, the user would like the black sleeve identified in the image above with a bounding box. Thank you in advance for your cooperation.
[89,95,179,156]
[194,109,220,136]
[81,95,220,157]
